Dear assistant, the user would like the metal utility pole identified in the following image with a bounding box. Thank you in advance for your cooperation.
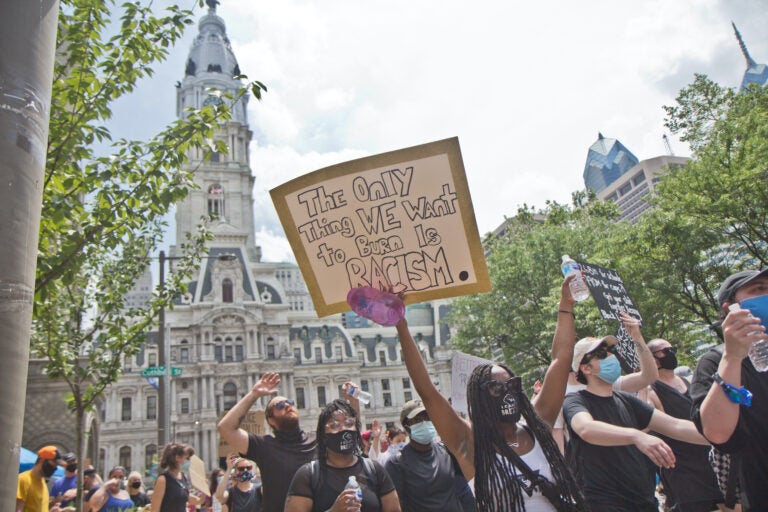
[158,251,168,448]
[0,1,59,509]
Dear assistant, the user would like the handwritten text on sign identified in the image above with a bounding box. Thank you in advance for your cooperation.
[271,138,490,316]
[580,261,642,372]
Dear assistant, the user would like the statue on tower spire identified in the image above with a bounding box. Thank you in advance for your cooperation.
[206,0,220,11]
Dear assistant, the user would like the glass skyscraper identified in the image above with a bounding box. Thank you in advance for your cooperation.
[582,132,639,193]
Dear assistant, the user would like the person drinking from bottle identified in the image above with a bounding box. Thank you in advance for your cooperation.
[284,398,400,512]
[691,269,768,511]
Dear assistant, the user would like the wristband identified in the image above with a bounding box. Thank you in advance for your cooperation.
[712,373,752,407]
[558,309,574,316]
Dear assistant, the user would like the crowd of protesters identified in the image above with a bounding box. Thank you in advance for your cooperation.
[19,268,768,512]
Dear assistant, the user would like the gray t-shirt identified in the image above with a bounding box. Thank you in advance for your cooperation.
[384,442,464,512]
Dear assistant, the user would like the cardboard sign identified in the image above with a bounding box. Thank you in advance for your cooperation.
[218,410,266,457]
[451,351,493,416]
[579,261,642,372]
[271,137,491,316]
[188,455,210,496]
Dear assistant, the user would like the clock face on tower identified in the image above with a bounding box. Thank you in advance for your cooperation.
[203,94,224,107]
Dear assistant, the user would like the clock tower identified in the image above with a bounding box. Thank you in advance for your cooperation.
[174,0,257,253]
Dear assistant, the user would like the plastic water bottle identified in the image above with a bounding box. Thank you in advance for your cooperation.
[561,255,590,302]
[346,287,405,326]
[347,384,373,405]
[729,303,768,372]
[344,475,363,502]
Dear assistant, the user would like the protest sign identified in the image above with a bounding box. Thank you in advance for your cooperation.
[218,410,265,457]
[188,455,210,496]
[270,137,491,316]
[579,261,642,372]
[451,351,493,415]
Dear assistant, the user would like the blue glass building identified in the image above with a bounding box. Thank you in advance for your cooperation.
[582,133,639,193]
[733,23,768,91]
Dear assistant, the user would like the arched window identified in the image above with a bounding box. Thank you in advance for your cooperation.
[223,382,238,410]
[222,278,233,303]
[119,446,131,471]
[207,184,225,217]
[145,444,157,470]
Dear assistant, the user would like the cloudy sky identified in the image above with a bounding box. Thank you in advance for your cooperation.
[110,0,768,262]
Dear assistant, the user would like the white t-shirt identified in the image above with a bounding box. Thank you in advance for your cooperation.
[469,435,556,512]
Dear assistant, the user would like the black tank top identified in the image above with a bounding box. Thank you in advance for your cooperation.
[159,471,190,512]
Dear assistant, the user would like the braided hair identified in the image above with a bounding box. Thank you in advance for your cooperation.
[315,398,363,461]
[467,363,588,511]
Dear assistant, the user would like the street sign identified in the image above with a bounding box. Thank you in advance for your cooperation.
[141,366,166,377]
[141,366,182,377]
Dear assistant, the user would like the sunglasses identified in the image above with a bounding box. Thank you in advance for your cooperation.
[268,399,295,416]
[481,376,522,398]
[583,343,617,364]
[652,347,676,357]
[236,466,253,471]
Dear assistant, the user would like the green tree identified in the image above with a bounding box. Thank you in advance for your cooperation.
[30,1,266,509]
[652,75,768,340]
[448,193,627,381]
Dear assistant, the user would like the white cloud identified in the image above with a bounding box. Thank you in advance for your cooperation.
[110,0,768,260]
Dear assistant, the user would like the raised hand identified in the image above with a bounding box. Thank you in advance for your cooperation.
[251,372,280,398]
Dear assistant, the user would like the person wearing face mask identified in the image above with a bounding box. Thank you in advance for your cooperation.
[50,452,78,508]
[285,399,400,512]
[384,400,474,512]
[127,471,151,508]
[151,443,204,512]
[215,454,262,512]
[375,428,406,466]
[381,277,587,511]
[691,268,768,511]
[90,466,135,512]
[646,339,725,512]
[563,325,709,512]
[218,372,317,512]
[17,446,64,512]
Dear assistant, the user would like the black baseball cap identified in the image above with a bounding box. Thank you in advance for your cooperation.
[717,269,768,307]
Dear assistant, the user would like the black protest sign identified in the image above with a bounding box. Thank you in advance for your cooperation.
[579,261,642,372]
[270,138,490,316]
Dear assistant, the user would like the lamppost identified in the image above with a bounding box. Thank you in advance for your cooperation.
[156,250,237,448]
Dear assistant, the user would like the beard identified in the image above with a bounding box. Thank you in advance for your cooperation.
[273,414,299,431]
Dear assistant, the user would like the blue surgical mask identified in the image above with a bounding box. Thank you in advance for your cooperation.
[181,460,191,472]
[597,355,621,384]
[409,421,437,444]
[741,294,768,328]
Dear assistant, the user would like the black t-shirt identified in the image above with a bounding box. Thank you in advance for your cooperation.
[287,458,395,512]
[690,347,768,511]
[226,484,262,512]
[243,429,316,512]
[563,390,657,511]
[650,379,722,508]
[384,442,464,512]
[129,492,151,507]
[159,472,190,512]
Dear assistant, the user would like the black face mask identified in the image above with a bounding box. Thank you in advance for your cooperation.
[42,462,57,478]
[325,430,359,455]
[66,463,77,473]
[131,482,142,489]
[656,347,678,370]
[499,393,522,424]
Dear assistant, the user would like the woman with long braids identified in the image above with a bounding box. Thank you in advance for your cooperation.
[284,398,401,512]
[389,277,588,511]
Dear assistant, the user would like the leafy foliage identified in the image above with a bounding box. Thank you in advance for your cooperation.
[451,77,768,376]
[31,1,267,500]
